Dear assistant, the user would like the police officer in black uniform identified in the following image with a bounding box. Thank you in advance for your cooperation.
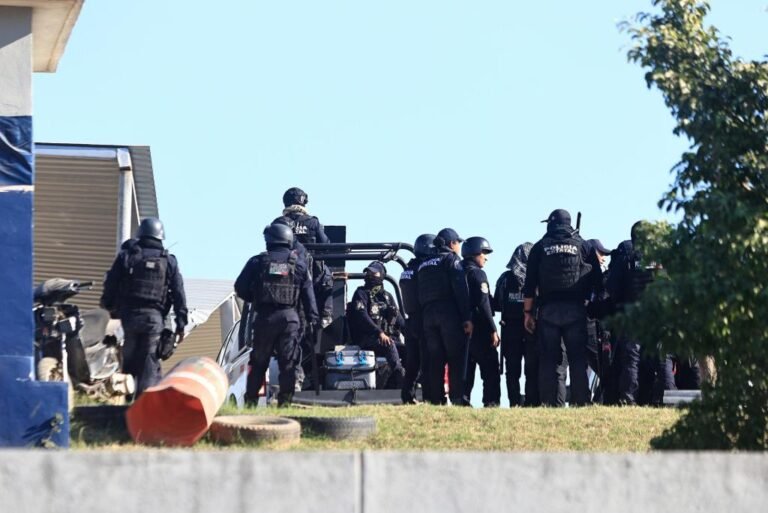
[418,228,473,406]
[234,222,318,406]
[274,187,330,245]
[584,239,610,385]
[606,222,675,406]
[400,233,436,404]
[347,261,406,385]
[275,187,333,322]
[270,217,329,390]
[273,191,333,389]
[523,209,597,406]
[494,242,539,407]
[461,237,501,407]
[101,217,188,396]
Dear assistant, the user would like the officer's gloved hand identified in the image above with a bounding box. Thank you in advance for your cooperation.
[175,326,185,345]
[157,329,178,361]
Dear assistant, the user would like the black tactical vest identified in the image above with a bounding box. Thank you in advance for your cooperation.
[417,253,453,306]
[123,247,169,304]
[499,271,525,319]
[399,259,421,316]
[255,252,300,307]
[538,234,590,298]
[287,214,316,244]
[368,291,397,334]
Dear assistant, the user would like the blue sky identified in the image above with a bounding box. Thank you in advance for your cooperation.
[33,1,767,286]
[32,1,765,406]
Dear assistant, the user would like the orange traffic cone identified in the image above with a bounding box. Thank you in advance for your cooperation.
[126,357,228,446]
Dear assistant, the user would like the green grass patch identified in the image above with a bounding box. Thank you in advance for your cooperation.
[70,404,682,451]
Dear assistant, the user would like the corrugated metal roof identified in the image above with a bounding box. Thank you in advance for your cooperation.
[128,146,158,219]
[164,308,222,373]
[183,278,235,325]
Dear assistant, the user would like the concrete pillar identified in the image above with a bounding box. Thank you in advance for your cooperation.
[0,6,69,448]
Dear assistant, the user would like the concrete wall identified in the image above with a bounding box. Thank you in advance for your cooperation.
[1,451,766,513]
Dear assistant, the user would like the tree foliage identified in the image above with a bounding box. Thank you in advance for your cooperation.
[619,0,768,449]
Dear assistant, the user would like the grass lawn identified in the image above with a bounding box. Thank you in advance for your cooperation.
[70,403,682,451]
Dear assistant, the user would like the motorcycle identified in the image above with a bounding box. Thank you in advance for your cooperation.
[33,278,135,405]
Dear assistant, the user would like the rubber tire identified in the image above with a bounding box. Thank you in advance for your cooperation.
[38,357,75,411]
[71,405,130,441]
[209,415,301,446]
[292,416,377,440]
[73,405,128,423]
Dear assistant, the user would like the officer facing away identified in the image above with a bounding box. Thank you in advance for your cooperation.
[234,223,318,406]
[584,239,611,380]
[461,237,501,407]
[347,261,406,386]
[523,209,597,406]
[274,187,330,245]
[271,217,327,390]
[101,217,188,396]
[605,221,675,406]
[418,228,473,406]
[400,234,436,404]
[494,242,538,407]
[274,187,332,320]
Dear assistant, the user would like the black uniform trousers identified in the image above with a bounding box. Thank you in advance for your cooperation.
[616,337,677,405]
[246,307,301,404]
[537,301,590,406]
[422,300,469,406]
[638,352,676,406]
[586,318,600,378]
[501,318,539,406]
[121,308,164,397]
[402,314,430,402]
[464,327,500,406]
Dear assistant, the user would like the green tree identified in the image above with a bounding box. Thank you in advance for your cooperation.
[618,0,768,449]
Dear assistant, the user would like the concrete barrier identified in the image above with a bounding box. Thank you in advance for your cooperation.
[1,451,766,513]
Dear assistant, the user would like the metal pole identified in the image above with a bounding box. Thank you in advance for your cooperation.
[116,148,134,248]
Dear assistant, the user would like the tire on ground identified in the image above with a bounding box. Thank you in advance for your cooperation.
[209,415,301,446]
[292,416,377,440]
[73,404,128,424]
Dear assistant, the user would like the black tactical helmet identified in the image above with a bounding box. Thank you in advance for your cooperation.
[263,223,294,246]
[461,237,493,258]
[414,234,437,258]
[282,187,308,207]
[137,217,165,240]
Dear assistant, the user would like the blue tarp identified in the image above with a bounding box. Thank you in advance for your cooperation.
[0,116,33,187]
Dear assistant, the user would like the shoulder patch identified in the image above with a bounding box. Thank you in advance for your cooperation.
[356,301,366,311]
[480,282,489,294]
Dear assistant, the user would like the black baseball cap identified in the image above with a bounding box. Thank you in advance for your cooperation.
[364,261,387,277]
[541,209,572,225]
[437,228,463,243]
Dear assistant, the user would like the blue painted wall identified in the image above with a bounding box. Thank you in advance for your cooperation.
[0,115,69,447]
